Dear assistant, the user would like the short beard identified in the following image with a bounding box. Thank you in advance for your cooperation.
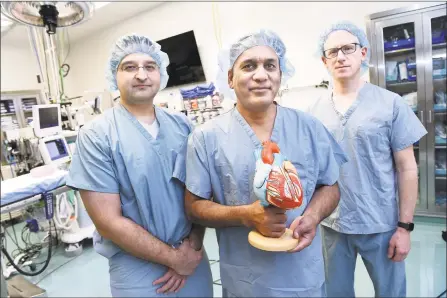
[126,95,154,105]
[123,89,157,105]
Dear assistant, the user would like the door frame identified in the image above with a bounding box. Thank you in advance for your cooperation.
[422,7,447,215]
[372,14,429,212]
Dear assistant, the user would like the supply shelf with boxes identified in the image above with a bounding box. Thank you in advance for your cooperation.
[367,3,447,217]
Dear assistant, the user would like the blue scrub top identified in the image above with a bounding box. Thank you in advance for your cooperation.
[308,83,427,234]
[66,103,213,296]
[186,104,347,297]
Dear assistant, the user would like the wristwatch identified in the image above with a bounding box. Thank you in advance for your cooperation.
[397,221,414,232]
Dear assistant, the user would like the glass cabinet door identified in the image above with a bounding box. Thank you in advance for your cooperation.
[0,97,20,131]
[374,15,428,211]
[423,10,447,214]
[19,96,39,127]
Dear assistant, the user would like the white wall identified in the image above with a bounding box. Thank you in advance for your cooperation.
[64,1,441,108]
[1,44,42,92]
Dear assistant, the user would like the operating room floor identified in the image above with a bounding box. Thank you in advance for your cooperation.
[3,216,446,297]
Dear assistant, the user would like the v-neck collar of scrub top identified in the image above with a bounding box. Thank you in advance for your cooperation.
[232,102,283,149]
[117,102,167,144]
[330,82,371,126]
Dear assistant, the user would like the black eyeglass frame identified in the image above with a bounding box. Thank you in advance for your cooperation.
[323,43,361,59]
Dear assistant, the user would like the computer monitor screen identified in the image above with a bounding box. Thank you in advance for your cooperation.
[39,107,59,129]
[45,139,68,161]
[157,31,206,88]
[32,104,62,138]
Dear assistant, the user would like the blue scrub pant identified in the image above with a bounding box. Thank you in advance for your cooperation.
[109,250,213,297]
[321,225,406,297]
[222,282,326,297]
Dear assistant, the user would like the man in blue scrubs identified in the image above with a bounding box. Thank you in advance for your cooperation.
[308,22,428,297]
[185,29,348,297]
[66,34,213,297]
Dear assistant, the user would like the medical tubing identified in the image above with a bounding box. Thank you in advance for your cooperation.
[54,193,68,229]
[71,191,79,227]
[53,192,78,230]
[1,221,53,276]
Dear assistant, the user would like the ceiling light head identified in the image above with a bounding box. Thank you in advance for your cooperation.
[1,2,94,34]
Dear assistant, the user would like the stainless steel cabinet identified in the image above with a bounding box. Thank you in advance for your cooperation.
[367,3,446,217]
[1,91,43,131]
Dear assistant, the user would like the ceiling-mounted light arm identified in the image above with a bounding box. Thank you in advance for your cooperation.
[39,4,59,35]
[1,1,94,103]
[1,2,94,31]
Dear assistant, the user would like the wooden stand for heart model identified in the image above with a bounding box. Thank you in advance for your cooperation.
[248,141,304,252]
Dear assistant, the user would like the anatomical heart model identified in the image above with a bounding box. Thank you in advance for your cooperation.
[249,141,304,251]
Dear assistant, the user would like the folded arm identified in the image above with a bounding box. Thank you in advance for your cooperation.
[303,183,340,223]
[185,190,287,238]
[184,190,251,228]
[187,224,206,251]
[80,190,180,267]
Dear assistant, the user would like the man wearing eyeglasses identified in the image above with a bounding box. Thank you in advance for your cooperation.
[307,22,427,297]
[66,34,213,297]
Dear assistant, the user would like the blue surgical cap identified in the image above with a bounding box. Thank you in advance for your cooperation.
[317,21,371,74]
[106,34,170,91]
[216,29,295,101]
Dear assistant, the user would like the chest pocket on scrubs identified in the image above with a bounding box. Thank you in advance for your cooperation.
[118,147,154,228]
[354,117,391,158]
[278,158,312,223]
[216,159,251,206]
[289,147,315,206]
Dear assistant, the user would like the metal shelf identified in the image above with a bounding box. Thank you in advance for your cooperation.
[386,78,444,89]
[385,47,415,55]
[387,80,417,87]
[367,3,446,218]
[434,78,447,91]
[434,104,447,113]
[433,42,447,49]
[187,107,223,113]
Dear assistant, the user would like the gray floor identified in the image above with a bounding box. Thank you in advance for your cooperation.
[2,216,446,297]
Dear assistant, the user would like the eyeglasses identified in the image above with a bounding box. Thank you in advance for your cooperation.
[323,43,360,59]
[119,64,159,73]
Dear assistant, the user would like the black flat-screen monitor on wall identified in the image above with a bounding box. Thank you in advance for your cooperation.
[157,30,206,88]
